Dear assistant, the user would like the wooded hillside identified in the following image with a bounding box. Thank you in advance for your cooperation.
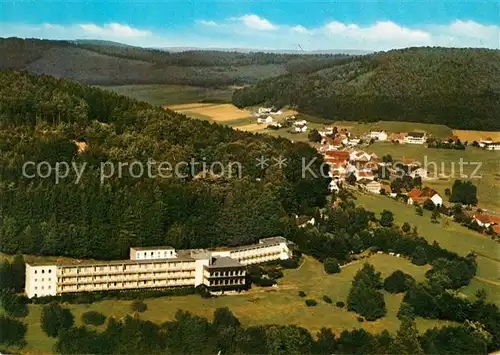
[0,70,329,259]
[232,47,500,130]
[0,38,349,87]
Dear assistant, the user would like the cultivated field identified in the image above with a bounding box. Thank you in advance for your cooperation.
[100,84,234,106]
[452,130,500,142]
[366,142,500,212]
[10,254,457,355]
[166,103,251,121]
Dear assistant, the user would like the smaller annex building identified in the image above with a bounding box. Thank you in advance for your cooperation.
[25,237,293,298]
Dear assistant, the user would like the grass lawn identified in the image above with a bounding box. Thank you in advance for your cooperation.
[11,254,455,354]
[99,84,234,106]
[354,193,500,306]
[305,119,453,139]
[265,123,325,142]
[366,142,500,212]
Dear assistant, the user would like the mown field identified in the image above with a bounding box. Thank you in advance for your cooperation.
[452,130,500,142]
[9,254,457,355]
[305,119,454,139]
[354,193,500,305]
[100,84,234,106]
[366,142,500,212]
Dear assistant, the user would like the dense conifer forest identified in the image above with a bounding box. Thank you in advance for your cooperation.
[0,70,329,259]
[232,47,500,130]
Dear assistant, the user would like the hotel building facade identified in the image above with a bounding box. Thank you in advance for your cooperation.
[25,237,292,298]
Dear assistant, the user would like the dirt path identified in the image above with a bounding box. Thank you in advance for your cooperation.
[474,276,500,287]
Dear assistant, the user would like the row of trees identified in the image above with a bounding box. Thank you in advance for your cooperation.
[46,305,490,354]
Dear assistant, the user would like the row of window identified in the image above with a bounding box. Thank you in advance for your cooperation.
[136,250,175,258]
[210,270,245,277]
[34,285,51,290]
[61,279,195,291]
[34,278,51,282]
[209,279,245,286]
[61,263,193,274]
[34,269,52,274]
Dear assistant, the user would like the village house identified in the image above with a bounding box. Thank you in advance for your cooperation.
[484,142,500,151]
[258,107,272,114]
[293,120,308,127]
[360,180,383,194]
[318,127,334,137]
[388,132,407,144]
[328,180,340,193]
[410,167,429,180]
[369,130,388,141]
[407,187,442,206]
[294,125,307,133]
[404,132,427,144]
[257,116,273,124]
[323,136,343,150]
[472,213,500,228]
[478,137,493,147]
[380,183,392,195]
[357,169,376,180]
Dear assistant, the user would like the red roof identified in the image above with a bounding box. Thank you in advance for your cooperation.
[359,171,374,177]
[474,213,500,225]
[492,225,500,235]
[408,188,423,200]
[325,150,350,160]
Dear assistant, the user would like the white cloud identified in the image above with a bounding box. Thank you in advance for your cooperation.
[235,14,277,30]
[78,23,151,38]
[197,20,218,27]
[1,18,498,50]
[292,25,310,34]
[324,21,432,48]
[42,23,64,30]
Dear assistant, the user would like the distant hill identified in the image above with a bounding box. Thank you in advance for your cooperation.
[232,47,500,131]
[72,39,135,47]
[161,47,372,55]
[0,37,358,87]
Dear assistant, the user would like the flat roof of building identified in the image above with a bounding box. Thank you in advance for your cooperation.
[27,237,290,268]
[207,257,243,268]
[130,246,175,251]
[27,256,195,268]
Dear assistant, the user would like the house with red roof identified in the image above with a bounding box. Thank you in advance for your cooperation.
[407,187,442,206]
[473,213,500,228]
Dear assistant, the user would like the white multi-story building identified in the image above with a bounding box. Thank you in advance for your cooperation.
[369,130,388,141]
[25,237,293,298]
[403,132,427,144]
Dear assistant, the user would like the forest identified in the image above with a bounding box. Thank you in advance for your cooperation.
[232,47,500,130]
[0,38,349,87]
[0,70,329,259]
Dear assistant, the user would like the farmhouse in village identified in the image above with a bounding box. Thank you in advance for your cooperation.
[472,213,500,228]
[407,187,443,206]
[25,237,293,298]
[404,132,427,144]
[257,116,274,124]
[369,130,388,141]
[258,107,272,114]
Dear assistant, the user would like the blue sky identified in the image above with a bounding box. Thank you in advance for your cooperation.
[1,0,499,50]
